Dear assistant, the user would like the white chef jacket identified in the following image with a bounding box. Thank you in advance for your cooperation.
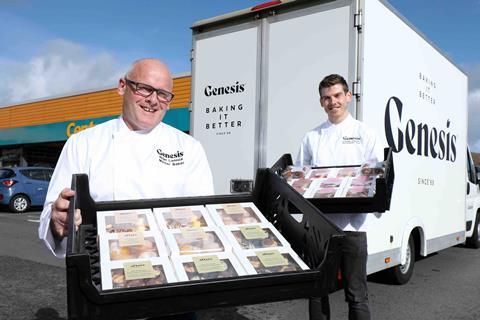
[296,114,383,232]
[39,117,214,258]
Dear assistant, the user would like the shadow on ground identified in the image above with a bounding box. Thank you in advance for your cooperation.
[32,308,66,320]
[0,256,67,319]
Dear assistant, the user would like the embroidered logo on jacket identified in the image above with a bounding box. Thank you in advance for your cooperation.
[157,149,184,166]
[342,136,361,144]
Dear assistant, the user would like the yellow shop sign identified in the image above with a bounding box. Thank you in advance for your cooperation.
[66,121,96,137]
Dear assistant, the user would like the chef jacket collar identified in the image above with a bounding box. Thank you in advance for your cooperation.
[325,113,354,131]
[116,115,164,136]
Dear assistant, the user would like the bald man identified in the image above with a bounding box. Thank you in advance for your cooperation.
[39,58,214,258]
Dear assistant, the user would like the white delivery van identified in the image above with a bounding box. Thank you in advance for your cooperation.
[190,0,480,283]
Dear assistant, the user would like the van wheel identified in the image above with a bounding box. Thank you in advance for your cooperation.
[466,213,480,249]
[388,235,415,285]
[9,194,30,213]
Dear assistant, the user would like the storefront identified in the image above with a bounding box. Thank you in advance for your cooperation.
[0,73,191,167]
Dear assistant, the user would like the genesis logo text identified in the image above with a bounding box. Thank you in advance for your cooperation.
[384,97,457,162]
[157,149,184,166]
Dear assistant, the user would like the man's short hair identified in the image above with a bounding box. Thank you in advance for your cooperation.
[319,74,349,96]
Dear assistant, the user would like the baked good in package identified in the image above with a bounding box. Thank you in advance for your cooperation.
[223,223,291,250]
[99,231,169,262]
[236,247,309,275]
[289,178,313,196]
[164,226,231,256]
[313,187,339,198]
[345,185,373,197]
[281,166,310,182]
[336,166,360,178]
[205,202,269,226]
[307,168,331,179]
[309,177,346,198]
[101,257,177,290]
[360,161,385,176]
[343,168,379,197]
[153,205,214,230]
[172,252,247,281]
[97,209,156,234]
[351,175,376,186]
[319,177,344,188]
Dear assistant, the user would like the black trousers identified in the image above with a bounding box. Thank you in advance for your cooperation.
[309,231,371,320]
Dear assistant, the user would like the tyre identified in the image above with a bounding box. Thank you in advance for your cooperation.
[466,213,480,249]
[9,194,30,213]
[387,235,415,285]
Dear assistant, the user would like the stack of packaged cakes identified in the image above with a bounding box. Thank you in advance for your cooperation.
[205,203,309,275]
[97,209,176,290]
[97,202,309,290]
[154,205,245,281]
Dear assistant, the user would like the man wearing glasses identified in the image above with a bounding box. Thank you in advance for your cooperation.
[39,58,213,320]
[39,58,214,258]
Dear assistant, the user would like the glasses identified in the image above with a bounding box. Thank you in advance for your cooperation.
[125,78,174,103]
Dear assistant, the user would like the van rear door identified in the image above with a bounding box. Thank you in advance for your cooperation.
[191,1,358,194]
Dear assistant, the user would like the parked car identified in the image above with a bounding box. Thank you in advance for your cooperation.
[0,167,54,213]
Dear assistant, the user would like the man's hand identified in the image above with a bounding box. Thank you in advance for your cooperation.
[50,188,82,239]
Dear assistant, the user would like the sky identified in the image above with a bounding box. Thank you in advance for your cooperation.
[0,0,479,151]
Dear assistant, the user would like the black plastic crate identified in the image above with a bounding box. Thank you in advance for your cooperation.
[66,168,344,319]
[270,148,395,213]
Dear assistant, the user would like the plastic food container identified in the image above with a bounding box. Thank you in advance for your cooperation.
[97,209,157,234]
[205,202,269,226]
[101,257,177,290]
[171,252,247,281]
[222,223,291,250]
[153,205,215,230]
[236,247,310,275]
[99,231,169,262]
[163,226,231,256]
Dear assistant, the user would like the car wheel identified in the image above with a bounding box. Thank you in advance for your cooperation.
[466,212,480,249]
[9,194,30,213]
[387,235,415,285]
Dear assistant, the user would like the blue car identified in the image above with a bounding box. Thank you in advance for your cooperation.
[0,167,54,213]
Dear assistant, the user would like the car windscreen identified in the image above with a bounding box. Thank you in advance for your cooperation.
[0,169,15,179]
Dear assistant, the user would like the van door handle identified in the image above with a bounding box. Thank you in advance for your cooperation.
[467,183,470,194]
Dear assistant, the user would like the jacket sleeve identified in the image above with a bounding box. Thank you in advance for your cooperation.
[363,128,384,163]
[38,134,86,258]
[182,140,215,196]
[295,134,312,167]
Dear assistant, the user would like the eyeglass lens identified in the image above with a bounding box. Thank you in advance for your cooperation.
[127,79,173,102]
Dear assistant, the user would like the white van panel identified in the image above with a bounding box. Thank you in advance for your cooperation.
[264,2,354,167]
[361,0,468,256]
[191,23,261,194]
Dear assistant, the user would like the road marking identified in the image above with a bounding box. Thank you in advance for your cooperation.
[28,219,40,223]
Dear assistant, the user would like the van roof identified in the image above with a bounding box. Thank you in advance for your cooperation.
[192,0,297,30]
